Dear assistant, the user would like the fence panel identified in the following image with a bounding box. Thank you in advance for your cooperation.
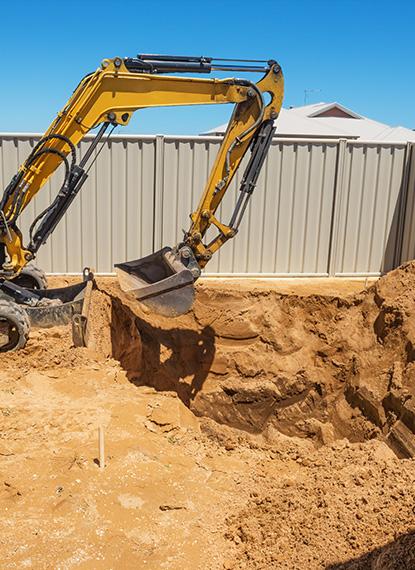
[333,142,408,275]
[0,133,412,276]
[155,137,339,275]
[0,134,157,273]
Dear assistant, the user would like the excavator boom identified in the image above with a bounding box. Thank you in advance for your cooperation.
[0,54,284,316]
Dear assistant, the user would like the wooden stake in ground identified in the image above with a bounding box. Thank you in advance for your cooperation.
[99,426,105,470]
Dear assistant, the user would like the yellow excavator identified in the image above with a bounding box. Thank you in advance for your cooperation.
[0,54,283,350]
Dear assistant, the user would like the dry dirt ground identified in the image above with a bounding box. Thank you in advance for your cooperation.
[1,267,415,569]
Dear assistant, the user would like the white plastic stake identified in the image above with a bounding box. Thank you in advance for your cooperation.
[99,426,105,470]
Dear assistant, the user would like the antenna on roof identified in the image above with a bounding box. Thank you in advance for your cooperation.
[304,89,322,105]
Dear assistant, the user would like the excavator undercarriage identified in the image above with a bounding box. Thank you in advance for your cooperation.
[0,53,284,349]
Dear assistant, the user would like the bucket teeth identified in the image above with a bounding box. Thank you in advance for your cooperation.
[115,246,197,317]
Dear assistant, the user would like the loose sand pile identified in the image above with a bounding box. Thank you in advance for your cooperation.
[1,264,415,568]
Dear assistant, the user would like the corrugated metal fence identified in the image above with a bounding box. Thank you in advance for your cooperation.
[0,133,414,276]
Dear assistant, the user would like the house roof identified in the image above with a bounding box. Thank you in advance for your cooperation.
[202,102,415,142]
[293,102,362,119]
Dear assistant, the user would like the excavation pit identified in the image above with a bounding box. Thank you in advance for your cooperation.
[85,262,415,457]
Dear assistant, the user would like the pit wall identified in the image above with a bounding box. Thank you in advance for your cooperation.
[88,263,415,458]
[1,133,415,276]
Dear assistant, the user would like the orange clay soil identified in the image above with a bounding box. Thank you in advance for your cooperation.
[0,265,415,569]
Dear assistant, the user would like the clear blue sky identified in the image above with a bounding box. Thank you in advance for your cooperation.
[2,0,414,135]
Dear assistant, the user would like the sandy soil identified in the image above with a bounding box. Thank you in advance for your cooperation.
[0,267,415,568]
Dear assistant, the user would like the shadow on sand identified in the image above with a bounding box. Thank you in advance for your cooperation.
[109,295,216,407]
[326,530,415,570]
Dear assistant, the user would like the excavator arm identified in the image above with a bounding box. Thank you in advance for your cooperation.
[0,54,283,316]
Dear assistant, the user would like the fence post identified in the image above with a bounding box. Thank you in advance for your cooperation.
[396,142,415,265]
[152,134,165,251]
[327,138,348,277]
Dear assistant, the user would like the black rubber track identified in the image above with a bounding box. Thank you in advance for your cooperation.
[13,264,48,290]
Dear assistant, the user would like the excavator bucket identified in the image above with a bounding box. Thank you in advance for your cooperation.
[115,247,196,317]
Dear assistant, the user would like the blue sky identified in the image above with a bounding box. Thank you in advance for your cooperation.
[1,0,414,135]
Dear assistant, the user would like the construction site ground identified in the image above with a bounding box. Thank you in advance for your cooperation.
[1,267,415,569]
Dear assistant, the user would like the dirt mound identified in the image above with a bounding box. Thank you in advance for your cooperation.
[1,266,415,568]
[224,439,415,569]
[2,326,102,372]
